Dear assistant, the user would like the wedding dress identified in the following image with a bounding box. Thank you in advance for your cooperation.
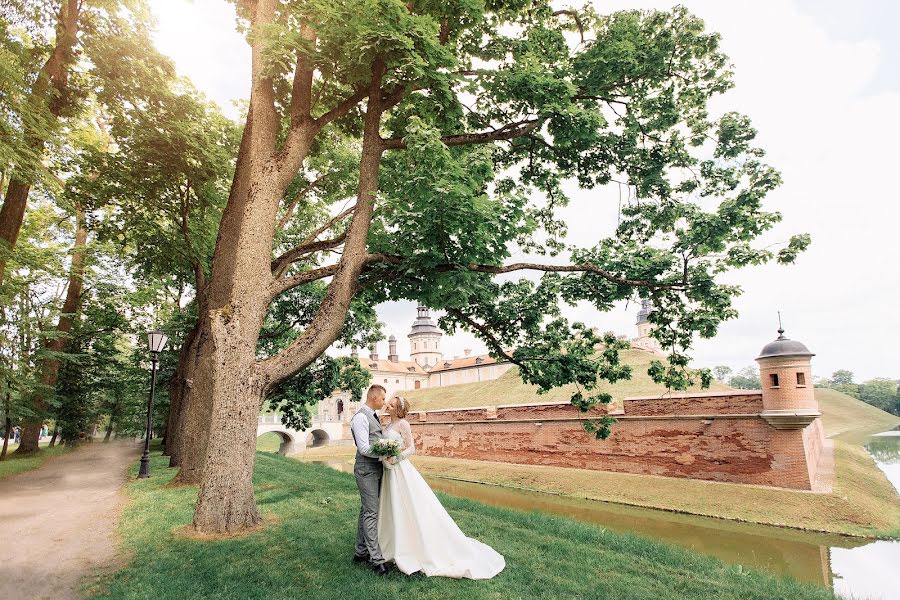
[377,419,506,579]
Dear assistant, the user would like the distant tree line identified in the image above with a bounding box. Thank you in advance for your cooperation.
[817,370,900,416]
[711,366,900,416]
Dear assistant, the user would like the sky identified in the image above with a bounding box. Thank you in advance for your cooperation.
[150,0,899,382]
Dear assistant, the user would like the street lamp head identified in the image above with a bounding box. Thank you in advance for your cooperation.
[147,330,168,355]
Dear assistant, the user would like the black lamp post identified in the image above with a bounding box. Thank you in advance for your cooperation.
[138,329,168,479]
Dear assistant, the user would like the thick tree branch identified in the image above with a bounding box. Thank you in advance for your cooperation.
[288,25,316,128]
[258,57,389,389]
[272,203,356,275]
[365,253,685,290]
[267,263,341,299]
[271,232,346,279]
[315,87,368,128]
[382,118,541,149]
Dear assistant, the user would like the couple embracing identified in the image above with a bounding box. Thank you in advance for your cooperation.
[350,384,506,579]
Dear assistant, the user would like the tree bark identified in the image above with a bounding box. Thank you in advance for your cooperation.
[165,318,202,466]
[0,415,10,461]
[15,204,87,454]
[0,0,81,287]
[48,425,58,447]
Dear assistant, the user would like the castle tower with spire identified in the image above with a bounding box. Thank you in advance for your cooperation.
[632,298,663,354]
[408,306,443,369]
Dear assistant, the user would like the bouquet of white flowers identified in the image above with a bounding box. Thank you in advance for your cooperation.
[370,438,401,460]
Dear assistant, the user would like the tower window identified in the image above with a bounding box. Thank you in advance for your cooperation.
[383,379,388,383]
[413,343,416,350]
[769,374,780,388]
[424,342,428,349]
[796,372,806,386]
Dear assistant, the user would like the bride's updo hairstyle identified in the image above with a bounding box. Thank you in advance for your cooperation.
[395,396,410,419]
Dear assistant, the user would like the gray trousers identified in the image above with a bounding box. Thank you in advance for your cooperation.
[354,458,385,564]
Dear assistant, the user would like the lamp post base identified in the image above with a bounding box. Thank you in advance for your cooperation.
[138,453,151,478]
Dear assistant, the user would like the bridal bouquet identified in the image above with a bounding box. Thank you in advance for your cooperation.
[371,439,401,468]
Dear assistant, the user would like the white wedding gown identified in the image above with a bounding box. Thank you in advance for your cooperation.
[377,420,506,579]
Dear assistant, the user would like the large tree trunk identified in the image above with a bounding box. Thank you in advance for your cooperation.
[165,319,202,466]
[190,315,267,532]
[48,425,58,447]
[15,204,87,454]
[0,0,81,287]
[172,101,260,486]
[0,415,10,461]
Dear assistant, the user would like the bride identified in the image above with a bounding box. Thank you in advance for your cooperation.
[377,395,505,579]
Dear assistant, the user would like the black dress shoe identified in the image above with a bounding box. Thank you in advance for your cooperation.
[352,553,370,564]
[371,562,389,576]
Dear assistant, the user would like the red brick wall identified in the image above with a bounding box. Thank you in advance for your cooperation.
[408,392,823,490]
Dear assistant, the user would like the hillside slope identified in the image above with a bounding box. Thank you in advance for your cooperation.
[403,349,731,411]
[815,387,900,443]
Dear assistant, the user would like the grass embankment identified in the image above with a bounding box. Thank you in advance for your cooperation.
[404,349,731,411]
[816,387,900,443]
[91,451,834,600]
[0,443,69,480]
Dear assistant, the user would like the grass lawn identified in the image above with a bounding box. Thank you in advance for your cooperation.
[0,443,70,481]
[403,349,732,411]
[256,432,283,453]
[90,450,834,600]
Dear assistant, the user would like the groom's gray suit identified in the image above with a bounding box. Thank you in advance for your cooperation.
[350,404,385,565]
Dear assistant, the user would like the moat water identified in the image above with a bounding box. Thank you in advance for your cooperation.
[313,430,900,600]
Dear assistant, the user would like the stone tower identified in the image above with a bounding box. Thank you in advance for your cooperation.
[387,334,399,363]
[632,299,662,353]
[408,306,442,369]
[636,298,653,338]
[755,327,819,428]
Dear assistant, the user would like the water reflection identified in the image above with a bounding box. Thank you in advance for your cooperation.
[311,436,900,600]
[867,431,900,493]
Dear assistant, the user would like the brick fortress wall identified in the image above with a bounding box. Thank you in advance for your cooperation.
[406,390,827,491]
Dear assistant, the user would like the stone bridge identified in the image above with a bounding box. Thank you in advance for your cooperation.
[257,414,349,456]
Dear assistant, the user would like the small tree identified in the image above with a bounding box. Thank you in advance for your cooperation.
[830,370,855,386]
[729,366,760,390]
[713,365,733,383]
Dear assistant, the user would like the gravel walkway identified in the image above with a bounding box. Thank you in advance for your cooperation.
[0,441,140,600]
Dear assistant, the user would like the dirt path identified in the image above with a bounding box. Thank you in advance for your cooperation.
[0,441,140,600]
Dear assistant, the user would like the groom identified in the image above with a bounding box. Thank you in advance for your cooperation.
[350,384,389,575]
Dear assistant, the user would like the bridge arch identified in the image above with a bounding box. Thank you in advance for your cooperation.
[256,429,303,456]
[306,429,330,448]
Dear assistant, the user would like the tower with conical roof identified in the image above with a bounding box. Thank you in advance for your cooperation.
[408,306,443,369]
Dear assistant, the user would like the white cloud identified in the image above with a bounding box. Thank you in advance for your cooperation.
[148,0,900,381]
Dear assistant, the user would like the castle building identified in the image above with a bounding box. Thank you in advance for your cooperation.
[319,302,663,422]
